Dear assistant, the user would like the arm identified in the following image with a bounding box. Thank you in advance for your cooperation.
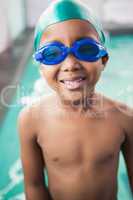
[121,113,133,194]
[18,106,52,200]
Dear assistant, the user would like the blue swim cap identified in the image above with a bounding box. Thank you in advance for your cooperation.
[34,0,106,51]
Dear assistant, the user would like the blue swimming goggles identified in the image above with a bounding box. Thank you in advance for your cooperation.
[34,37,108,65]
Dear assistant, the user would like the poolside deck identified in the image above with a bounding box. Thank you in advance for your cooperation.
[0,28,33,121]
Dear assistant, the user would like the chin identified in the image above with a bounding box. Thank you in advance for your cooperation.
[56,81,95,104]
[58,88,86,104]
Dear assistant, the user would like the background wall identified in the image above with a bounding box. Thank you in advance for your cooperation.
[6,0,26,39]
[26,0,133,28]
[0,0,133,53]
[103,0,133,27]
[0,0,26,53]
[26,0,48,27]
[0,4,10,53]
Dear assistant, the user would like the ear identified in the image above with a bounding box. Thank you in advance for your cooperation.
[102,55,109,66]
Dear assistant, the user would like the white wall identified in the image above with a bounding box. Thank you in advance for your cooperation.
[0,4,11,53]
[0,0,26,53]
[26,0,49,27]
[1,0,133,53]
[83,0,106,19]
[26,0,133,28]
[26,0,101,27]
[5,0,26,40]
[103,0,133,25]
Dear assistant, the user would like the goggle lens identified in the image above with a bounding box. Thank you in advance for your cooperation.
[77,43,99,57]
[43,45,63,62]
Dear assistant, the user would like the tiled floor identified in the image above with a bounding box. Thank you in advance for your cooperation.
[0,28,34,122]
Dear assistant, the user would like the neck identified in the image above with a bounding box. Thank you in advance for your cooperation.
[57,89,100,113]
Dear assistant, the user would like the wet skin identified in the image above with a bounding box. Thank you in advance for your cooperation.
[18,20,133,200]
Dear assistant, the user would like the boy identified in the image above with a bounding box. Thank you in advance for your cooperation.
[18,0,133,200]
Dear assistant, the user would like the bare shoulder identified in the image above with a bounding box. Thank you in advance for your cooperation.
[114,101,133,135]
[109,97,133,118]
[17,94,56,136]
[100,94,133,115]
[102,94,133,134]
[17,97,45,136]
[17,104,38,139]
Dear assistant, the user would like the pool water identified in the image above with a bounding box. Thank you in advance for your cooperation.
[97,34,133,105]
[0,34,133,200]
[97,34,133,200]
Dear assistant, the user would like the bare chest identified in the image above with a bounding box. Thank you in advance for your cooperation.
[37,115,124,170]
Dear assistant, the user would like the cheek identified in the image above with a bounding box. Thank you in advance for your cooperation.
[93,61,103,82]
[83,60,103,83]
[84,60,103,74]
[40,65,59,88]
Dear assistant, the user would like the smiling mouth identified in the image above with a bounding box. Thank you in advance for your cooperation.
[60,77,87,90]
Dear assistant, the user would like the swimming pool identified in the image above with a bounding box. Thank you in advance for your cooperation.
[0,34,133,200]
[98,34,133,200]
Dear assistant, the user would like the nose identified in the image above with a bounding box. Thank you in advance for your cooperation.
[60,54,83,72]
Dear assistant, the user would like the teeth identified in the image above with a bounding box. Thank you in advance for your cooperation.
[78,78,83,81]
[65,78,84,83]
[63,78,86,90]
[60,77,85,83]
[65,79,81,84]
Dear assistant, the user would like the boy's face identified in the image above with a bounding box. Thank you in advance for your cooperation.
[40,19,108,102]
